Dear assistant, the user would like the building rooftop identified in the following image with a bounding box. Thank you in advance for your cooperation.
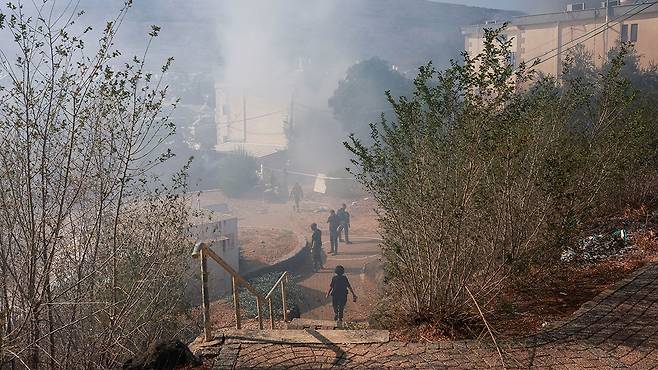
[462,1,658,35]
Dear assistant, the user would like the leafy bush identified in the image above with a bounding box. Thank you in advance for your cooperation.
[346,26,657,329]
[0,3,195,368]
[217,148,259,197]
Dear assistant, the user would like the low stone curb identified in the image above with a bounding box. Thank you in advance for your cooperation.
[243,234,309,280]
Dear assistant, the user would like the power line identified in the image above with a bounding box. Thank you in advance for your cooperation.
[531,1,656,67]
[218,110,284,125]
[295,102,395,115]
[529,1,648,63]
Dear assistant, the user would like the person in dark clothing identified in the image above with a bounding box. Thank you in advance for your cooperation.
[290,182,303,212]
[337,203,352,244]
[327,210,340,255]
[326,265,357,322]
[310,223,323,272]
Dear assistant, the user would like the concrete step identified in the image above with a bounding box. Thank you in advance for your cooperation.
[286,318,345,330]
[213,328,390,344]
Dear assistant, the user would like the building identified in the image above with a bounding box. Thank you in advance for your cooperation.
[187,216,240,303]
[215,83,291,158]
[462,1,658,77]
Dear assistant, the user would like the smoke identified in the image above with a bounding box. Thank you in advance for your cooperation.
[212,0,524,174]
[437,1,572,13]
[6,0,529,187]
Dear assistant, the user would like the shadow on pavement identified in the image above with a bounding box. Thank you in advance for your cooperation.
[305,329,348,367]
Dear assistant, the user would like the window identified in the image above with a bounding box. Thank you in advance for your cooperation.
[508,52,517,66]
[621,24,629,42]
[566,3,585,11]
[630,24,639,42]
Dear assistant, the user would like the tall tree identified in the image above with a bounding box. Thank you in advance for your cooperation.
[0,2,193,368]
[345,26,657,330]
[329,57,411,140]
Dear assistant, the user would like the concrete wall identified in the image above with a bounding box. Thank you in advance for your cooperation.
[464,4,658,77]
[187,218,239,305]
[215,84,288,157]
[243,235,309,280]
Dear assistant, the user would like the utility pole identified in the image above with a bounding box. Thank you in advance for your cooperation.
[289,97,294,135]
[604,0,610,55]
[242,90,247,143]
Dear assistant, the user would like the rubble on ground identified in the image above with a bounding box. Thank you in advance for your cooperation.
[561,229,634,262]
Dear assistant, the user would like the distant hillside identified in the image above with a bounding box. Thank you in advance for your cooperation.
[323,0,523,71]
[107,0,521,74]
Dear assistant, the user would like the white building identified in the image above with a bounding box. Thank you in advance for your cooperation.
[187,216,240,302]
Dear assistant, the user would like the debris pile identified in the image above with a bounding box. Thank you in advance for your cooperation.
[561,229,632,262]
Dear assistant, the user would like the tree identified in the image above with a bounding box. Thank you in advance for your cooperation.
[217,148,259,197]
[329,57,411,140]
[0,2,193,368]
[345,26,657,331]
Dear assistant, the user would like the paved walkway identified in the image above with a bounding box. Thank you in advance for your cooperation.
[195,193,658,368]
[198,261,658,369]
[198,192,384,323]
[296,235,382,323]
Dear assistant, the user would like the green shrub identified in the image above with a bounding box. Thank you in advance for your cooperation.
[345,25,657,328]
[217,148,258,197]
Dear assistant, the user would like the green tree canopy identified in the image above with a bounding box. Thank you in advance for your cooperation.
[329,57,411,140]
[345,26,657,329]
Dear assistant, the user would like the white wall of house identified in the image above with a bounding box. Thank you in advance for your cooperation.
[187,217,240,305]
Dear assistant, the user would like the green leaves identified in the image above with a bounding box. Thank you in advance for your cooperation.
[217,148,259,198]
[345,25,658,328]
[149,24,161,37]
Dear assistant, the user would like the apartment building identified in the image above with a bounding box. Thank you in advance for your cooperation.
[462,1,658,77]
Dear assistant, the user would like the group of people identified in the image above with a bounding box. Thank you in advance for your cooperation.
[309,205,357,322]
[290,182,358,322]
[309,203,351,270]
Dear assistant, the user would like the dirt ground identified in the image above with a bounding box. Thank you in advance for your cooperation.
[194,188,658,343]
[391,206,658,342]
[492,219,658,338]
[239,227,296,274]
[195,188,383,325]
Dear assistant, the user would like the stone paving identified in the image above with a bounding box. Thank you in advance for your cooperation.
[197,261,658,369]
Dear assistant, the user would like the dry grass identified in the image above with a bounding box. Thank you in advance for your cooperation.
[390,205,658,342]
[239,227,297,274]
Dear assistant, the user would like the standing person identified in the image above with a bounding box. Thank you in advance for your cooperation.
[310,223,323,272]
[290,182,303,212]
[327,210,340,255]
[337,203,352,244]
[282,165,289,197]
[326,265,357,322]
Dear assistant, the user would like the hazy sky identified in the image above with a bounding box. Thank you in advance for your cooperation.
[439,0,561,12]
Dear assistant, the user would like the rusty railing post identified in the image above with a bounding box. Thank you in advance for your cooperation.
[232,275,242,329]
[268,298,275,329]
[280,281,288,322]
[256,297,264,329]
[199,248,212,342]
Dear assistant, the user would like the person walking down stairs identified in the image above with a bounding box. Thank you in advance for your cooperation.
[326,265,357,322]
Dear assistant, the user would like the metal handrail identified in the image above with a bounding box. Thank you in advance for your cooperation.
[265,271,289,329]
[265,271,288,299]
[192,241,290,341]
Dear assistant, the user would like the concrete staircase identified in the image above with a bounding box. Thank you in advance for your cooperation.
[192,319,389,347]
